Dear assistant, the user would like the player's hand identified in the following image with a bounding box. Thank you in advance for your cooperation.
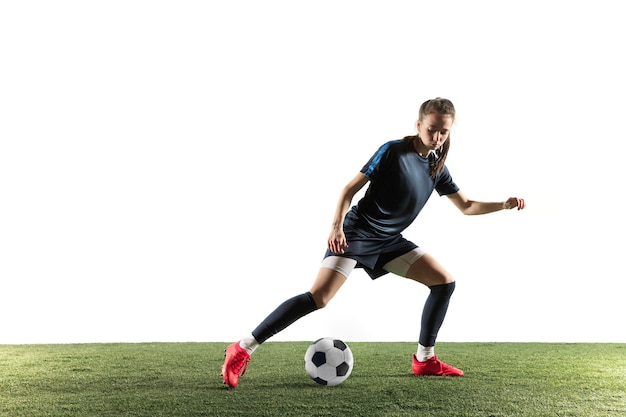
[328,228,348,254]
[503,197,525,210]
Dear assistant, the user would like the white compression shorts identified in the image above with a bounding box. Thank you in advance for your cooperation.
[321,247,426,278]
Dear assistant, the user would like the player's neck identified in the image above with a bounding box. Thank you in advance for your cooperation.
[412,136,432,158]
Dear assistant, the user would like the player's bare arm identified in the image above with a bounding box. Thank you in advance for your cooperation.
[328,173,370,254]
[447,191,525,215]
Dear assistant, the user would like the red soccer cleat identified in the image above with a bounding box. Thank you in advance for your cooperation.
[412,354,464,377]
[221,342,251,388]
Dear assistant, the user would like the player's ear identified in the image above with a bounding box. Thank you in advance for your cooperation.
[415,119,421,133]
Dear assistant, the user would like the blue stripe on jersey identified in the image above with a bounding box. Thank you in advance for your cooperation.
[362,140,395,177]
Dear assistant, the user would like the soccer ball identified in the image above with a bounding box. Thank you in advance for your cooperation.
[304,337,354,386]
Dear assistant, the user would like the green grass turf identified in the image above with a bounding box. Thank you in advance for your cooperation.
[0,342,624,417]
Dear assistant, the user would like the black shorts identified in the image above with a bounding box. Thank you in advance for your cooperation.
[323,230,418,279]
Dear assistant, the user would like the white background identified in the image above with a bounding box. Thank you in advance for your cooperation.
[1,1,625,344]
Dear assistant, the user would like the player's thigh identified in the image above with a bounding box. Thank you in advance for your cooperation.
[309,265,350,308]
[403,253,454,286]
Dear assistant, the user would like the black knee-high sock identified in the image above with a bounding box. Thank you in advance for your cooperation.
[419,282,456,347]
[252,292,319,344]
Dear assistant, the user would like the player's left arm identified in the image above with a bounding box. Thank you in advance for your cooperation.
[446,190,525,215]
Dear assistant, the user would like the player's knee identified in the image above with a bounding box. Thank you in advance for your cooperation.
[425,266,454,286]
[429,280,456,296]
[310,292,332,309]
[439,273,455,285]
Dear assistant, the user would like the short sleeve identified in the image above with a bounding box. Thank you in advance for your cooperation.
[435,166,460,196]
[360,141,395,180]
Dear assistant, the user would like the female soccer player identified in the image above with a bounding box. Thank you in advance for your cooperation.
[221,97,525,388]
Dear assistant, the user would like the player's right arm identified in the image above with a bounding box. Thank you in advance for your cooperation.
[327,173,369,254]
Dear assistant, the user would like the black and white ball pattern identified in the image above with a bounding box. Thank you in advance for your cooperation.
[304,337,354,386]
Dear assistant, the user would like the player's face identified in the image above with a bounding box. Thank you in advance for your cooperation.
[417,112,453,151]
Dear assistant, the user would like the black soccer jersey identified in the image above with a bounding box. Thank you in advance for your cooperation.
[345,139,459,237]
